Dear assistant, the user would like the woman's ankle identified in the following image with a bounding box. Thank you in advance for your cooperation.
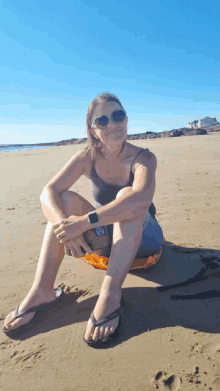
[101,275,122,297]
[99,285,122,303]
[23,285,55,304]
[30,282,54,294]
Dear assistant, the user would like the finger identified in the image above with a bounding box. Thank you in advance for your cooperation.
[68,245,79,258]
[64,246,71,256]
[56,231,66,240]
[59,237,67,244]
[66,239,84,256]
[80,240,93,254]
[53,221,64,230]
[53,226,63,235]
[71,251,81,258]
[72,245,86,258]
[65,243,73,256]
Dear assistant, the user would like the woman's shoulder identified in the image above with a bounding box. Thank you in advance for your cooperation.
[125,142,155,160]
[125,143,157,173]
[75,147,93,177]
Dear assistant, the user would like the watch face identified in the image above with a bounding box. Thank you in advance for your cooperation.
[95,227,105,236]
[89,212,99,224]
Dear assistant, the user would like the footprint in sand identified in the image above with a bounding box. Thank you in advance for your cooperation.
[58,283,89,297]
[3,345,45,373]
[58,283,76,293]
[150,370,181,390]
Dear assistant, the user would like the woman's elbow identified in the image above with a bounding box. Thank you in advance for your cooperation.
[40,186,51,204]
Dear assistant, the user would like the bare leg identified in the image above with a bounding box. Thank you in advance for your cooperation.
[3,191,94,331]
[84,187,148,342]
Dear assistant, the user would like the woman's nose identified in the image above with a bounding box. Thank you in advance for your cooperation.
[108,118,116,127]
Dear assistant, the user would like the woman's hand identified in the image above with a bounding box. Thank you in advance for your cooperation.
[53,215,85,243]
[64,234,93,258]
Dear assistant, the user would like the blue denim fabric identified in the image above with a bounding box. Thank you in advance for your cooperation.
[94,203,163,258]
[136,210,163,258]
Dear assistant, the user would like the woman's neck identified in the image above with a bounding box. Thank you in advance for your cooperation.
[101,142,126,163]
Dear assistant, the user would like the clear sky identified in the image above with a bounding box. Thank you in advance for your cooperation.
[1,0,220,144]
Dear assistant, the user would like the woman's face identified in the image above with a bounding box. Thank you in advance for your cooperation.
[91,101,128,148]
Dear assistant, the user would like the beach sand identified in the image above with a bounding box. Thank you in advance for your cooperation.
[1,134,220,391]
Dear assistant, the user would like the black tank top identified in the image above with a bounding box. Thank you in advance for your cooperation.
[90,148,156,218]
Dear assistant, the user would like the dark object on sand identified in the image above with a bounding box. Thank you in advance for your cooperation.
[157,257,220,299]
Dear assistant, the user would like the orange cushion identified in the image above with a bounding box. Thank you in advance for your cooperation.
[81,237,165,271]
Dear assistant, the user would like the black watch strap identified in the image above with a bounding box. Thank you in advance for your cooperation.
[88,211,99,228]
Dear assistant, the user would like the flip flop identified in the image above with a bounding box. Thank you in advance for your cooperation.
[83,304,123,347]
[2,287,64,337]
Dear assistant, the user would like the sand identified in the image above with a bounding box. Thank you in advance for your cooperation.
[1,134,220,391]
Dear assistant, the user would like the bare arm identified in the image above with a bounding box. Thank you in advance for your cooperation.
[40,150,85,223]
[83,150,157,228]
[40,188,68,223]
[53,150,157,242]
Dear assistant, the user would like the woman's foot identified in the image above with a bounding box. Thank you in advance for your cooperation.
[2,288,57,332]
[84,290,121,342]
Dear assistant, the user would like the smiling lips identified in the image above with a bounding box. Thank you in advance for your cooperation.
[110,127,124,134]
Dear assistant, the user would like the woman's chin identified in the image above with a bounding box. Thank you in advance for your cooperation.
[108,131,126,141]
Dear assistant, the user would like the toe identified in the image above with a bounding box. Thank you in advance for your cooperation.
[84,319,95,341]
[2,310,37,332]
[93,326,101,341]
[3,312,14,329]
[87,316,120,342]
[109,325,116,334]
[104,326,111,339]
[99,326,105,340]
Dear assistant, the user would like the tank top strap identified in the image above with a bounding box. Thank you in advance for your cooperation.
[130,147,150,172]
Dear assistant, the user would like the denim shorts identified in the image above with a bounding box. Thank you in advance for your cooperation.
[94,203,163,258]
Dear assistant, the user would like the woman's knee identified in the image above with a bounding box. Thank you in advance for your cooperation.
[60,190,94,217]
[116,187,147,224]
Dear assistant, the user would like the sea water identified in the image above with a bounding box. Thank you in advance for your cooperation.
[0,145,52,153]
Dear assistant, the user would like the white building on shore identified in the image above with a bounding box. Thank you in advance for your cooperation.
[187,117,219,129]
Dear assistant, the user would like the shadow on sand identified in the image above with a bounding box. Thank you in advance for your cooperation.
[9,242,220,347]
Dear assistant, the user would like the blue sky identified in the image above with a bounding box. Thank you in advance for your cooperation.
[0,0,220,144]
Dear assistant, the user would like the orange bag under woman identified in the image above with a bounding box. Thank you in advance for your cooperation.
[81,237,165,271]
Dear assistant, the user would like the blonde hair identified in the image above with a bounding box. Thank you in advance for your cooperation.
[81,92,126,160]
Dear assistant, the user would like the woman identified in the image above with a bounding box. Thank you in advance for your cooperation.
[2,93,163,346]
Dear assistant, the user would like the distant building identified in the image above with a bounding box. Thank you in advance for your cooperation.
[187,117,219,129]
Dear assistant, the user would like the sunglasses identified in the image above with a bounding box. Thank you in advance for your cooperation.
[92,109,126,129]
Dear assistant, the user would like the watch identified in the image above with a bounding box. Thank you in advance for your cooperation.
[88,211,99,228]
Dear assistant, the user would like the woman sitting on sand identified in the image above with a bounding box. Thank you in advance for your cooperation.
[2,93,163,346]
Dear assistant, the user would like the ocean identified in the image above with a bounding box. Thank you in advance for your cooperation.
[0,145,52,153]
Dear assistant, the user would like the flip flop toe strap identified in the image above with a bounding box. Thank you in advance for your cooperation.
[90,307,121,327]
[13,305,40,319]
[12,287,63,319]
[2,305,39,331]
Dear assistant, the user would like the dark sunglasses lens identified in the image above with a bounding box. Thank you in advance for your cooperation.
[95,116,109,127]
[112,110,126,122]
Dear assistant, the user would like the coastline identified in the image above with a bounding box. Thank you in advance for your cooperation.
[1,124,220,152]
